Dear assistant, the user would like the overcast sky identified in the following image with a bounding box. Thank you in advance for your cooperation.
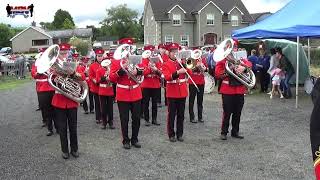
[1,0,291,28]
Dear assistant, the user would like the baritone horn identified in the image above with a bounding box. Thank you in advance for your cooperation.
[35,44,88,103]
[213,38,256,89]
[113,44,144,84]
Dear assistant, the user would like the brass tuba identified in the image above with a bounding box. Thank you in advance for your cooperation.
[35,45,88,103]
[213,38,256,89]
[113,44,144,84]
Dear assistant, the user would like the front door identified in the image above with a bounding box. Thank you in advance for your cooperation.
[204,33,217,45]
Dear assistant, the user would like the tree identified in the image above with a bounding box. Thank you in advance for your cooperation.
[52,9,75,30]
[69,37,90,56]
[62,18,75,29]
[40,22,54,30]
[0,23,14,47]
[100,4,141,40]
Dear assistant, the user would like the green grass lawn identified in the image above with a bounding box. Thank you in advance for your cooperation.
[0,74,32,91]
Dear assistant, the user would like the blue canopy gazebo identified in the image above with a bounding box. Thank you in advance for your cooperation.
[232,0,320,108]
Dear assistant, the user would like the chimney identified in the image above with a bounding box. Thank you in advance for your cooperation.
[31,21,36,27]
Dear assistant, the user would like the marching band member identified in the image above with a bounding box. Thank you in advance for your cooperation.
[79,57,94,114]
[188,50,208,123]
[51,43,85,159]
[215,40,252,140]
[31,58,56,136]
[96,59,115,130]
[158,43,169,106]
[141,45,161,126]
[109,38,144,149]
[89,49,104,124]
[162,43,191,142]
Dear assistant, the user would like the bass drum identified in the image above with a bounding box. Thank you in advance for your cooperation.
[204,73,215,94]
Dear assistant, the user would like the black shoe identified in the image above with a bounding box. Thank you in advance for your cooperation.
[169,137,176,142]
[177,137,184,142]
[231,134,244,139]
[46,131,53,136]
[56,130,59,134]
[71,151,79,158]
[84,111,89,114]
[145,121,151,127]
[157,103,162,107]
[131,142,141,148]
[152,120,160,126]
[90,111,94,114]
[101,125,107,130]
[198,119,204,123]
[190,119,197,123]
[220,134,227,140]
[109,124,115,129]
[41,123,47,127]
[123,143,131,149]
[62,153,70,159]
[36,108,40,111]
[96,120,101,124]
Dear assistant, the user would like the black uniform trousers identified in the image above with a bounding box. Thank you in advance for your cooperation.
[310,96,320,162]
[55,108,78,153]
[100,95,113,126]
[93,92,101,121]
[142,88,159,122]
[167,98,186,138]
[113,84,117,102]
[38,91,55,131]
[117,100,141,144]
[259,70,270,92]
[164,81,168,106]
[189,84,205,121]
[83,91,94,112]
[221,94,244,135]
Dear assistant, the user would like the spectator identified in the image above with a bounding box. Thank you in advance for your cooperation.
[270,65,285,99]
[257,48,270,93]
[276,47,295,99]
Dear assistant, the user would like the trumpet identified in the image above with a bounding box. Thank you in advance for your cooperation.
[113,44,144,84]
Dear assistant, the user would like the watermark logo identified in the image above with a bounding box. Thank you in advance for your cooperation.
[6,4,34,18]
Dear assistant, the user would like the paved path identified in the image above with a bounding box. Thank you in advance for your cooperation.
[0,82,315,179]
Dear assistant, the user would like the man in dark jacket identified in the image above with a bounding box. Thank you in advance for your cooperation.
[276,47,295,98]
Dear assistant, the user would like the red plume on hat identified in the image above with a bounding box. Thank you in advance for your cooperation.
[94,49,105,55]
[166,43,181,51]
[144,45,155,51]
[59,43,71,51]
[158,43,166,49]
[119,38,135,45]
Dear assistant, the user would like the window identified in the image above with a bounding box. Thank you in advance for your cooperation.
[224,35,231,40]
[231,15,239,26]
[207,14,214,25]
[32,39,49,46]
[165,35,173,44]
[181,35,189,46]
[172,14,181,25]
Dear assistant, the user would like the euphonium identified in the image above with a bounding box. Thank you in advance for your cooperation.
[113,44,144,84]
[213,38,256,89]
[35,45,88,103]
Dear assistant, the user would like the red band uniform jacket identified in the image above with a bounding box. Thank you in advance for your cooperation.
[89,62,101,94]
[96,66,114,96]
[215,59,252,95]
[31,64,54,92]
[188,57,208,85]
[162,58,192,98]
[51,68,85,109]
[141,58,161,89]
[109,59,142,102]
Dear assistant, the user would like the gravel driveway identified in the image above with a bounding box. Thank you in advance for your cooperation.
[0,82,315,179]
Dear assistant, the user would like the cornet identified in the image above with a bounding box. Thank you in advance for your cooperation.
[213,38,256,89]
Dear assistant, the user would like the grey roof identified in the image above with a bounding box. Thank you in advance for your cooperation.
[47,28,93,38]
[149,0,254,23]
[250,12,272,22]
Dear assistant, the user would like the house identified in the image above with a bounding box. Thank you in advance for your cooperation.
[10,26,93,53]
[143,0,254,46]
[94,36,119,49]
